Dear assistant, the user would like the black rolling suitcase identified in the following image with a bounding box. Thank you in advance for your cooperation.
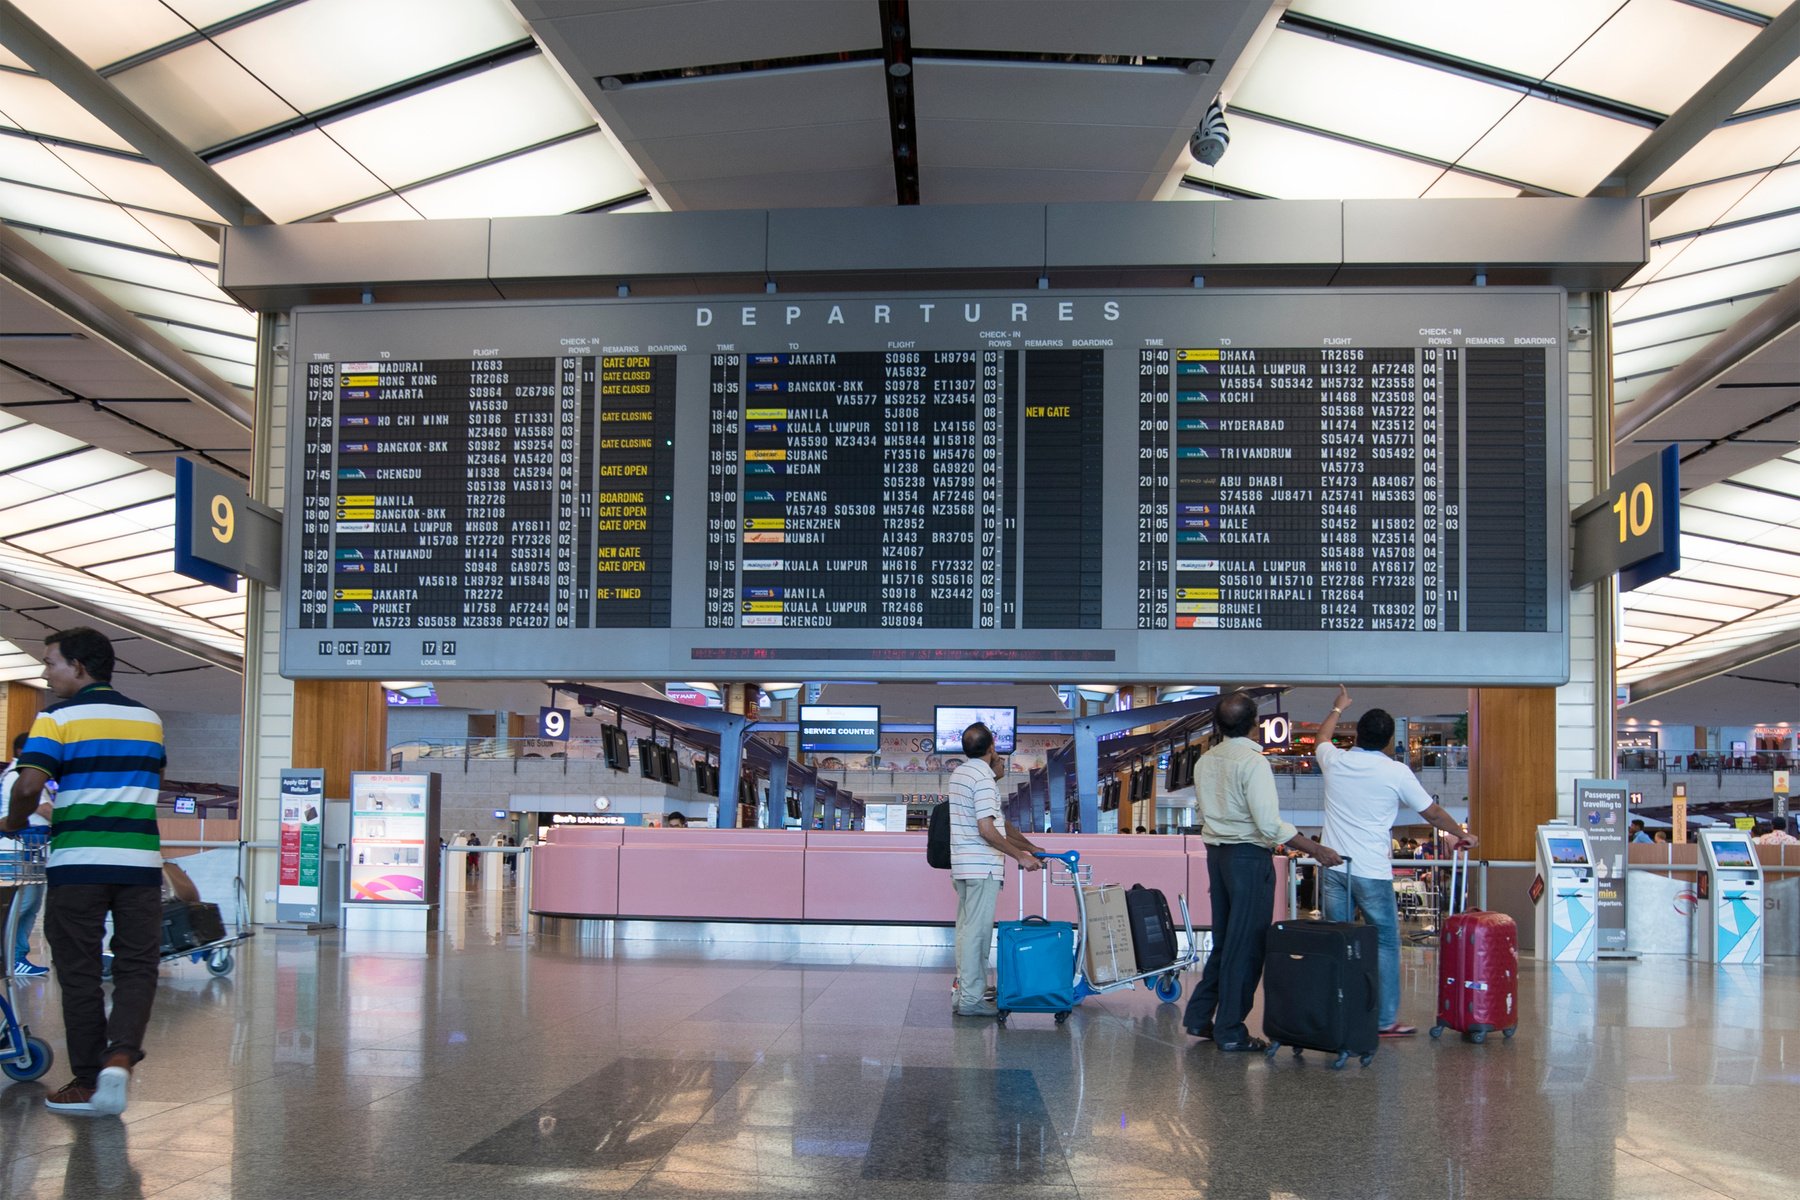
[1261,862,1379,1070]
[1125,884,1178,972]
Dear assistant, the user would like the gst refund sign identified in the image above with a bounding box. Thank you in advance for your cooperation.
[1570,444,1679,590]
[174,457,282,588]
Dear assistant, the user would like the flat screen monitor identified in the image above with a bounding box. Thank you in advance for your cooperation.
[1546,836,1589,866]
[638,740,658,779]
[1710,840,1756,869]
[660,746,680,787]
[798,705,881,754]
[172,795,197,815]
[934,705,1017,754]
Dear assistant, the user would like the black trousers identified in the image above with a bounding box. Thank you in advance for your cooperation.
[1183,842,1275,1045]
[44,884,161,1086]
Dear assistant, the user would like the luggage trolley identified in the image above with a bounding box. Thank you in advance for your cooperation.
[1042,850,1205,1006]
[0,830,53,1081]
[159,875,255,977]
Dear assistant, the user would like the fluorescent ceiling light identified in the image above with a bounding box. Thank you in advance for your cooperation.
[1649,108,1800,193]
[213,128,391,224]
[397,133,643,219]
[12,0,194,71]
[1287,0,1607,80]
[0,72,137,151]
[1456,95,1650,195]
[1193,116,1444,199]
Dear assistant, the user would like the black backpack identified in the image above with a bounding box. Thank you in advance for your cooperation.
[926,801,951,869]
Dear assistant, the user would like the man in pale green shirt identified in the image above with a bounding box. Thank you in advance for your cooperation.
[1184,692,1340,1051]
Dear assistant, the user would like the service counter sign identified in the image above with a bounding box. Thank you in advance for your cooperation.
[276,769,325,923]
[1575,779,1629,953]
[348,772,440,904]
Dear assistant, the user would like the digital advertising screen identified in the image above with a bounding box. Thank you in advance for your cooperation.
[934,705,1017,754]
[798,705,882,753]
[1546,837,1590,866]
[1710,840,1756,869]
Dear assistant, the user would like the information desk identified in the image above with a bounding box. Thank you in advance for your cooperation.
[530,827,1289,927]
[283,288,1566,684]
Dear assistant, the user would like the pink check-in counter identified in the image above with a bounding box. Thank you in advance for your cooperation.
[532,828,1289,926]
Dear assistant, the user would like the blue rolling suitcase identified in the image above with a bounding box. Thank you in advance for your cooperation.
[995,852,1078,1025]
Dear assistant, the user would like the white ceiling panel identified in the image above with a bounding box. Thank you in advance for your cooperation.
[1611,249,1800,320]
[1456,96,1651,196]
[1288,0,1620,80]
[14,230,225,300]
[1544,0,1756,117]
[1418,172,1523,199]
[38,143,224,221]
[1610,302,1738,357]
[912,0,1266,59]
[0,72,137,152]
[11,0,196,70]
[1740,54,1800,114]
[322,57,591,189]
[633,119,891,184]
[1649,107,1800,193]
[530,0,881,77]
[1230,31,1516,164]
[215,0,529,117]
[1195,117,1446,199]
[109,40,297,151]
[212,128,391,223]
[921,120,1178,174]
[393,134,646,220]
[0,136,106,199]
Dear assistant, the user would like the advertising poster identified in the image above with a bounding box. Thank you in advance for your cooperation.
[1575,779,1629,953]
[276,768,325,923]
[349,772,437,904]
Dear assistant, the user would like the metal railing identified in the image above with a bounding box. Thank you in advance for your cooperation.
[1284,856,1540,920]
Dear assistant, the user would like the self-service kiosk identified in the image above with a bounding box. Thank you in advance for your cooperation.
[1697,829,1764,964]
[1535,825,1598,961]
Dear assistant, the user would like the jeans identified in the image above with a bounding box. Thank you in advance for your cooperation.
[11,882,43,962]
[45,884,161,1086]
[1321,867,1402,1029]
[1183,842,1275,1045]
[952,875,1002,1009]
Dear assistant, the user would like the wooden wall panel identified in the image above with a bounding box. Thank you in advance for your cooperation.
[3,682,42,751]
[1468,687,1558,862]
[292,680,388,799]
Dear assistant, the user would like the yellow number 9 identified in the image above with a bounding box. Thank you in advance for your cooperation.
[210,494,235,544]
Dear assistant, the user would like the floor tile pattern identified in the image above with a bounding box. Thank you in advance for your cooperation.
[0,897,1794,1198]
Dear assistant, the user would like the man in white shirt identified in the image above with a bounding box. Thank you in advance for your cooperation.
[947,722,1044,1017]
[1,732,53,977]
[1315,686,1476,1037]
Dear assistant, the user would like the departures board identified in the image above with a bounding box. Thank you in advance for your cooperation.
[281,290,1568,684]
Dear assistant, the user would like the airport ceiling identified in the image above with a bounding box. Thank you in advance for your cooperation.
[0,0,1795,718]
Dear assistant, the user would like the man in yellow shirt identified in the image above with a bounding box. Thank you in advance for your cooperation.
[1183,692,1340,1052]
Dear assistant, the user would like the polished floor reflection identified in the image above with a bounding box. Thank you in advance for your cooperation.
[1,901,1794,1199]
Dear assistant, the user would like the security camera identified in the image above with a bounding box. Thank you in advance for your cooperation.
[582,704,595,717]
[1191,99,1229,166]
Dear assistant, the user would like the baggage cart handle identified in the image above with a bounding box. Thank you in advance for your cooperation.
[1449,846,1471,916]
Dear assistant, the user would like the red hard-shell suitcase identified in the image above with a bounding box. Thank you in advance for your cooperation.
[1432,850,1518,1043]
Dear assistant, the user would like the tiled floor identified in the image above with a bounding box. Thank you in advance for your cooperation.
[1,900,1794,1199]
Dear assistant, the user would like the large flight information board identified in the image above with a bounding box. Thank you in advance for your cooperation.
[283,290,1568,683]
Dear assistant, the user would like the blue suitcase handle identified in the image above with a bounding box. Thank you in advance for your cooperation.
[1034,850,1079,868]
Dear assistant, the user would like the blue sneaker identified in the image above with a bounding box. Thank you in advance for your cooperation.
[12,958,48,977]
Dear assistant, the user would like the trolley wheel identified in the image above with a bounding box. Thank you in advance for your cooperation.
[1502,1027,1517,1040]
[996,1010,1009,1025]
[1359,1054,1373,1068]
[1054,1011,1069,1024]
[1430,1024,1445,1039]
[206,948,234,977]
[1152,974,1182,1004]
[1331,1051,1350,1070]
[1470,1030,1488,1045]
[1292,1046,1303,1058]
[2,1036,53,1082]
[1262,1041,1279,1059]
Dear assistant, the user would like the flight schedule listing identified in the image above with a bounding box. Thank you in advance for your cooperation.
[705,348,1102,630]
[294,353,675,641]
[1138,343,1547,633]
[283,291,1566,685]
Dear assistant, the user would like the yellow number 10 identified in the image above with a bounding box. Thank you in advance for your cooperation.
[210,494,235,544]
[1611,481,1652,543]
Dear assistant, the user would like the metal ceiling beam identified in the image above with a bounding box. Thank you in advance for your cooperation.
[1623,627,1800,708]
[0,0,266,226]
[0,569,244,674]
[1613,274,1800,445]
[1,227,253,429]
[1592,3,1800,199]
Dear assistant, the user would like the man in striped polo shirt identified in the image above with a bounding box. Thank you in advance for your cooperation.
[2,628,165,1117]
